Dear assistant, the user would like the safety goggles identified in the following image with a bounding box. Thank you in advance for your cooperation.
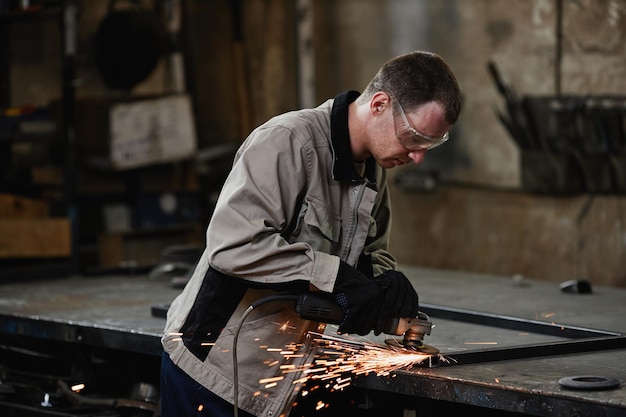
[393,99,449,150]
[376,84,450,151]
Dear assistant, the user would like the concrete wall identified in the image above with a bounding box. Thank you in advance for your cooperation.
[6,0,626,285]
[11,1,625,184]
[389,184,626,287]
[307,0,626,287]
[312,0,626,188]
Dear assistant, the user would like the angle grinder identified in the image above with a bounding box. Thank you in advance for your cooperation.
[295,292,439,354]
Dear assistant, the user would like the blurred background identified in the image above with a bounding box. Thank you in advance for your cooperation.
[1,0,625,287]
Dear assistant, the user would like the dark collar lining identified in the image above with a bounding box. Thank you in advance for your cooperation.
[330,90,372,182]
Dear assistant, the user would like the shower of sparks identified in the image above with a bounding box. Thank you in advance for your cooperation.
[169,320,438,409]
[259,332,437,394]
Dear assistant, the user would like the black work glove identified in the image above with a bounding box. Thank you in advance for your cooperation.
[374,270,419,318]
[333,261,383,336]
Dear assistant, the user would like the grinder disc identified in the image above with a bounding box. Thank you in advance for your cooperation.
[385,339,440,354]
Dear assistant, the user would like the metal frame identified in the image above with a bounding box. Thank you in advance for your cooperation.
[420,303,626,366]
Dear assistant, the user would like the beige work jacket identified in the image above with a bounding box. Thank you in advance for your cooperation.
[162,92,396,417]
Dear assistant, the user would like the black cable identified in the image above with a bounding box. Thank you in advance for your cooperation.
[232,294,299,417]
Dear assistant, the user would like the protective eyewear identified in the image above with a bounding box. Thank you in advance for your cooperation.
[378,85,450,151]
[393,99,449,150]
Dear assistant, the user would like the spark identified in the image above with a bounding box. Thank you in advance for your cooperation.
[167,332,184,342]
[197,404,204,412]
[259,376,285,384]
[260,332,435,395]
[70,383,85,392]
[293,376,309,385]
[536,311,556,320]
[273,321,297,332]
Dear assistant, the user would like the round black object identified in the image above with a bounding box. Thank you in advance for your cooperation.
[559,375,621,391]
[95,7,168,91]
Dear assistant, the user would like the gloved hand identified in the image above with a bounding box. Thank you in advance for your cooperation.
[333,261,383,335]
[374,270,419,318]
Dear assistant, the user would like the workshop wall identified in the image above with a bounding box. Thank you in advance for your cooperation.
[190,0,626,287]
[187,0,626,287]
[8,1,175,103]
[311,0,626,187]
[388,184,626,288]
[5,1,626,285]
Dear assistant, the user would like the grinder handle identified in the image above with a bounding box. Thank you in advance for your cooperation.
[295,293,345,324]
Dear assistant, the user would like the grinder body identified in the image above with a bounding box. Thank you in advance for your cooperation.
[295,292,433,351]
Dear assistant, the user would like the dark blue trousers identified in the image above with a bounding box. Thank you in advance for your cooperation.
[160,352,255,417]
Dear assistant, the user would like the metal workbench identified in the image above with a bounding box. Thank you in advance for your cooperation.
[0,266,624,416]
[358,267,626,416]
[0,273,174,357]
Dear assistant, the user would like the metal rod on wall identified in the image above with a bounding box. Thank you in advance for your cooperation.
[62,0,79,274]
[296,0,315,109]
[555,0,562,96]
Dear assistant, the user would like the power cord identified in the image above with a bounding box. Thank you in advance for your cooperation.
[232,294,299,417]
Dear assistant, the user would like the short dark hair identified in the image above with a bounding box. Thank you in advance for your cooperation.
[361,51,462,124]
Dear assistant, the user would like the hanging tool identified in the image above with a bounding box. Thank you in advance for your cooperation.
[487,61,537,151]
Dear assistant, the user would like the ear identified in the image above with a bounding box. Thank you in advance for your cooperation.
[370,91,390,115]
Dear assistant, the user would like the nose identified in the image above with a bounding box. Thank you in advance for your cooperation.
[407,150,425,164]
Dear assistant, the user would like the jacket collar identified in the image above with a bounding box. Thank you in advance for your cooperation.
[330,91,376,182]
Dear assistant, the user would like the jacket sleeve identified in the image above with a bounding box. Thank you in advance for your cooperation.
[205,125,339,288]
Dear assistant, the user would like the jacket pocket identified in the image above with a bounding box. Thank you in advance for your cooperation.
[303,197,340,241]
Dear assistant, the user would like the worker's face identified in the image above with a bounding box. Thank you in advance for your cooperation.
[370,96,451,169]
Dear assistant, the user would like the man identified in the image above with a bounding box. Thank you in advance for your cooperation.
[161,51,462,417]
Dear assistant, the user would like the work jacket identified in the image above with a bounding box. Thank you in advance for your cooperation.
[162,91,396,417]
